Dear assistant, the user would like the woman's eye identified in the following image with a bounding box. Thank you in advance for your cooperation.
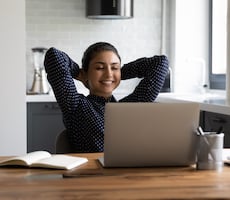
[96,66,104,70]
[112,65,120,70]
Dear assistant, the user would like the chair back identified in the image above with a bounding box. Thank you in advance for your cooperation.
[55,130,72,153]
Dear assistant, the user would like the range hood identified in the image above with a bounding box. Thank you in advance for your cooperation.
[86,0,133,19]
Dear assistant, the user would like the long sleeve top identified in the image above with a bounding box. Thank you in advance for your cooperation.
[44,47,169,152]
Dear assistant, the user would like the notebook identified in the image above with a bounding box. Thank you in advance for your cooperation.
[99,102,200,167]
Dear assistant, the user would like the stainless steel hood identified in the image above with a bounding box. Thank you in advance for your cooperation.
[86,0,133,19]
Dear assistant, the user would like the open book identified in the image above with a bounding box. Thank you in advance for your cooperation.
[0,151,88,170]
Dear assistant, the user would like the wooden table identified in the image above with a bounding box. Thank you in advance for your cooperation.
[1,153,230,199]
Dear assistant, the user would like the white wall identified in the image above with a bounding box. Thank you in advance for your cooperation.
[0,0,26,155]
[26,0,211,95]
[26,0,165,95]
[226,1,230,101]
[171,0,209,93]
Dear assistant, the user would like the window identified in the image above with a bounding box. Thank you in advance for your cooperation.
[210,0,227,89]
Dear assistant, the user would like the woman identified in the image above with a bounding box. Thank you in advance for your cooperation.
[44,42,169,152]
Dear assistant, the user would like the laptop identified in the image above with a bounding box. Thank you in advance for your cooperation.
[99,102,200,167]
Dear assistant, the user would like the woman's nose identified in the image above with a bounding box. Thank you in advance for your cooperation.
[105,67,112,77]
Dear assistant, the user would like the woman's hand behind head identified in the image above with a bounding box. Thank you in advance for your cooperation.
[76,69,89,89]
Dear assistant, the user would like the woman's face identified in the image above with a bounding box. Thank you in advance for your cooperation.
[86,50,121,99]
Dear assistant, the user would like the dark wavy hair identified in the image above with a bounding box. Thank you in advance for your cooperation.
[81,42,121,72]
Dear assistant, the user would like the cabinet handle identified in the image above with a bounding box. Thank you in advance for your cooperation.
[212,117,227,123]
[44,104,60,110]
[51,104,60,110]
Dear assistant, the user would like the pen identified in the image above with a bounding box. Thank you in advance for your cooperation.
[197,126,211,147]
[197,126,215,160]
[197,126,205,136]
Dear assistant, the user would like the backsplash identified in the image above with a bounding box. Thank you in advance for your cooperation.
[26,0,167,93]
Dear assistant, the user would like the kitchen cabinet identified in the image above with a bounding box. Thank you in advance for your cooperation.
[26,95,230,152]
[202,111,230,147]
[27,102,65,153]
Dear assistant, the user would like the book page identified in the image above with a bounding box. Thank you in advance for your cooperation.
[0,151,51,166]
[31,155,88,170]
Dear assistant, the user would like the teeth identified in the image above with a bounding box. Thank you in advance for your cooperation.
[102,81,113,84]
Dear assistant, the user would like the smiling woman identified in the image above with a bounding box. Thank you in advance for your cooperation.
[44,42,169,153]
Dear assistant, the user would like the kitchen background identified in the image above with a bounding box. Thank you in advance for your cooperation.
[0,0,210,155]
[26,0,171,96]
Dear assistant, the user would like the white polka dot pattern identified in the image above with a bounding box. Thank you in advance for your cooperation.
[44,48,169,152]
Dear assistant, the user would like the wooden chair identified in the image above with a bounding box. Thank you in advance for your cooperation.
[55,130,72,154]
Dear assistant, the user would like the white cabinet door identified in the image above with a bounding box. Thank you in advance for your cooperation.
[0,0,26,155]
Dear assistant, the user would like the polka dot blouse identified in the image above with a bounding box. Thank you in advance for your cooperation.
[44,47,169,153]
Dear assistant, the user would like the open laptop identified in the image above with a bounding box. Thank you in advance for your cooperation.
[98,102,200,167]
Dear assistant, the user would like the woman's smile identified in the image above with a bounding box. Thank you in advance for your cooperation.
[100,80,114,85]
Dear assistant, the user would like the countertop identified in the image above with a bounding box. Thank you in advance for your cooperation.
[26,90,230,115]
[156,91,230,115]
